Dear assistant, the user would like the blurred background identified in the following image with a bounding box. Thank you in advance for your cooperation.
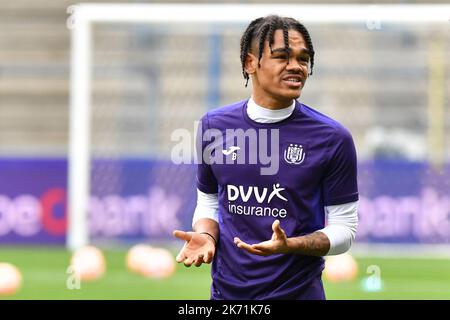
[0,0,449,299]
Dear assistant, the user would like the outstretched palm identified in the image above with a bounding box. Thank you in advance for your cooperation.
[234,220,289,256]
[173,230,216,267]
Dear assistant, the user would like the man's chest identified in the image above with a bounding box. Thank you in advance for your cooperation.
[208,129,329,191]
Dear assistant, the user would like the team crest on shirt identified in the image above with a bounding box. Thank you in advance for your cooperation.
[284,143,305,165]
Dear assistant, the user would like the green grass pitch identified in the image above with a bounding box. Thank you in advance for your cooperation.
[0,247,449,300]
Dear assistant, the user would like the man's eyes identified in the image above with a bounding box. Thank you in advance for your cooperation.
[273,55,309,63]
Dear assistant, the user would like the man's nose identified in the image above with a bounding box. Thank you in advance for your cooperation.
[285,58,302,72]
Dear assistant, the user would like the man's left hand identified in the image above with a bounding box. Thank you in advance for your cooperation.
[234,220,290,256]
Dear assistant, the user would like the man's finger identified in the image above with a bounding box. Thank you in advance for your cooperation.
[204,250,213,264]
[272,219,281,233]
[234,237,266,255]
[194,254,204,267]
[183,257,194,267]
[234,237,250,248]
[272,220,284,237]
[234,237,250,247]
[236,240,265,255]
[239,243,267,256]
[173,230,192,242]
[175,252,186,263]
[252,242,272,253]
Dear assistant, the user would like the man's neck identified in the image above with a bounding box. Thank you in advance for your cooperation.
[251,94,294,110]
[247,97,295,124]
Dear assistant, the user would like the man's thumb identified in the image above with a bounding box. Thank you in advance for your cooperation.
[173,230,192,242]
[272,220,284,236]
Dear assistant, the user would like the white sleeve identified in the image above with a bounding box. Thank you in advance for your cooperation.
[192,189,219,228]
[318,201,358,256]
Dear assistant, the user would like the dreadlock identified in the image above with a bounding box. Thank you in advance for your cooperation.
[240,15,315,87]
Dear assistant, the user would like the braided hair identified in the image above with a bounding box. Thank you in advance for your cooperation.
[240,15,315,87]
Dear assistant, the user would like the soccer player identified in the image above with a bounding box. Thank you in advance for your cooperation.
[173,15,358,300]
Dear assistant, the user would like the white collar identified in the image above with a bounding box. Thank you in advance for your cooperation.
[247,97,295,123]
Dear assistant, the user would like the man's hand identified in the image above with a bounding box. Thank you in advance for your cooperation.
[234,220,290,256]
[173,230,216,267]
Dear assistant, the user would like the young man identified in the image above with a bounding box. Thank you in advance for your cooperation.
[173,15,359,300]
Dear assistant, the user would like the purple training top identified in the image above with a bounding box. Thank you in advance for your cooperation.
[196,99,359,300]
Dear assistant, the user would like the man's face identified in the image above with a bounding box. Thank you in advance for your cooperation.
[246,29,311,109]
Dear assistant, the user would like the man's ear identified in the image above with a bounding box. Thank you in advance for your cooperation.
[244,53,257,75]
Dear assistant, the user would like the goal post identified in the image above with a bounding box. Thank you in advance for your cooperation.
[68,3,450,251]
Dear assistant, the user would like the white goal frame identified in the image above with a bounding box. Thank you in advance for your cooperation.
[68,3,450,250]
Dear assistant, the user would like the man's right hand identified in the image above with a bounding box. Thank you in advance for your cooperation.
[173,230,216,267]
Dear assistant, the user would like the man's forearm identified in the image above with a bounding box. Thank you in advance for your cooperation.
[193,218,219,244]
[286,231,330,256]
